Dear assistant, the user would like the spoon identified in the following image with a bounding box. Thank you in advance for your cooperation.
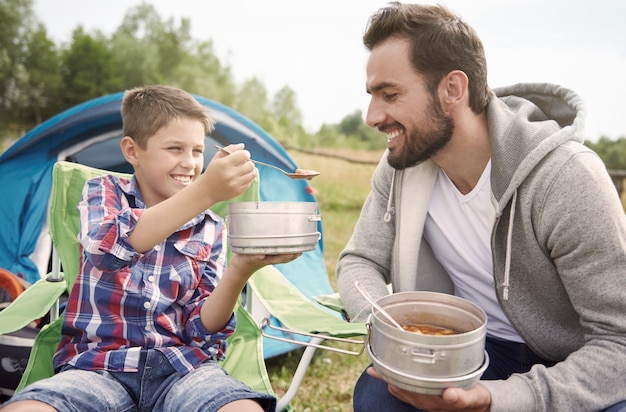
[354,281,404,331]
[214,145,320,180]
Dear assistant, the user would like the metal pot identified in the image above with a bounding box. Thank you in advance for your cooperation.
[368,291,487,381]
[368,344,489,395]
[227,201,321,254]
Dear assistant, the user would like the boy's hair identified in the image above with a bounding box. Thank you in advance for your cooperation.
[121,85,215,148]
[363,2,492,114]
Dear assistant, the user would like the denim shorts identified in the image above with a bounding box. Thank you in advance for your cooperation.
[5,349,276,412]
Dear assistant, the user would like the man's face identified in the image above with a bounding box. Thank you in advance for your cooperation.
[365,37,453,170]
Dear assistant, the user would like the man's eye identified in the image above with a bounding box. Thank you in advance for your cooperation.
[384,93,398,101]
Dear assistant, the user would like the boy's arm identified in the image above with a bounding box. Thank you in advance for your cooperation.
[129,148,256,253]
[200,253,302,333]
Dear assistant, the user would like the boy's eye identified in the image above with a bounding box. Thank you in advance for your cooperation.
[168,146,182,151]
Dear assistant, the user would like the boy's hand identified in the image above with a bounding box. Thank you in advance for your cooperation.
[202,143,257,202]
[200,252,301,333]
[229,253,302,280]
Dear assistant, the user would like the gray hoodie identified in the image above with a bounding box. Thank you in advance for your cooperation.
[336,83,626,411]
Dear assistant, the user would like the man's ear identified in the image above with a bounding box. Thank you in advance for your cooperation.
[439,70,469,113]
[120,136,140,166]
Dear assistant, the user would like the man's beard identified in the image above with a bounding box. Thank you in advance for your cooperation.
[387,98,454,170]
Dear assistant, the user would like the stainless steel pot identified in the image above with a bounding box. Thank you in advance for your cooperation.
[369,291,487,380]
[227,201,321,254]
[368,344,489,395]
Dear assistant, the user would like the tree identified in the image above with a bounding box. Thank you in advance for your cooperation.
[18,24,62,124]
[314,110,386,150]
[269,86,306,146]
[173,39,237,107]
[112,3,181,88]
[235,77,271,130]
[338,110,364,136]
[1,1,317,150]
[60,27,123,108]
[586,136,626,170]
[0,0,36,127]
[110,3,237,106]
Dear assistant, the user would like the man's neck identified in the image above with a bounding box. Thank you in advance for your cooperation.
[433,113,490,195]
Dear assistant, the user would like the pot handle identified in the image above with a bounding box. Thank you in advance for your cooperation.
[308,214,322,222]
[259,317,368,356]
[409,349,447,364]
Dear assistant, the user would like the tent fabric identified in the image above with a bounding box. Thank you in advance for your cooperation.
[0,93,333,358]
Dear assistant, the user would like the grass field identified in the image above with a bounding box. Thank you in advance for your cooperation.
[264,149,383,411]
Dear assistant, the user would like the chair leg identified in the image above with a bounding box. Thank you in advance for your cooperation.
[276,336,323,411]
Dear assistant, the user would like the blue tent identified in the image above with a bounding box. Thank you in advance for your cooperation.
[0,92,332,358]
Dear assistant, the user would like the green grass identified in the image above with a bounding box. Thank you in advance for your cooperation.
[265,149,382,411]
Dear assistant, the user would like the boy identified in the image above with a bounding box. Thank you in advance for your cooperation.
[2,85,300,411]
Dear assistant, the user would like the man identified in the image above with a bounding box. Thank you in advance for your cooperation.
[337,3,626,411]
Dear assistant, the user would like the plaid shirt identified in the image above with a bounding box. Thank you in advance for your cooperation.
[53,174,235,376]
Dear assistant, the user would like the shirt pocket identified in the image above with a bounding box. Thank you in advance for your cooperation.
[172,237,213,300]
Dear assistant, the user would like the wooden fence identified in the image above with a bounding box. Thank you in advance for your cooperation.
[291,146,626,208]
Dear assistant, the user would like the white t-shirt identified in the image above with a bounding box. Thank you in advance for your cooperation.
[424,160,523,342]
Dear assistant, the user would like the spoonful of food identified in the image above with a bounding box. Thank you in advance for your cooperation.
[215,145,320,180]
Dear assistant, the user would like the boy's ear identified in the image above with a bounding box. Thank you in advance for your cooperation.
[120,136,140,166]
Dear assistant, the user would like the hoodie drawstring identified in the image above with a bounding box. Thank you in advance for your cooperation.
[384,171,396,223]
[501,190,517,301]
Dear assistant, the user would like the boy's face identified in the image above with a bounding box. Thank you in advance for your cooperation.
[129,117,206,207]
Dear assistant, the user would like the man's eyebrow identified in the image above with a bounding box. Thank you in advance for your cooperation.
[367,81,396,94]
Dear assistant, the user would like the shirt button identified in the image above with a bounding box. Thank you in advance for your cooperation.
[154,245,161,251]
[148,276,155,282]
[143,301,151,309]
[145,325,152,331]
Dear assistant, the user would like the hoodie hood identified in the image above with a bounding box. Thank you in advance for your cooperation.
[489,83,586,210]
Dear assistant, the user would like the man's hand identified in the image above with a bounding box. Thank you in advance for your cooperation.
[367,367,491,412]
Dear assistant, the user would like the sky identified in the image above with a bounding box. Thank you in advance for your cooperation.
[33,0,626,141]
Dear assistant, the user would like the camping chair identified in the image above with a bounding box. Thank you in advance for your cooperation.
[0,161,367,410]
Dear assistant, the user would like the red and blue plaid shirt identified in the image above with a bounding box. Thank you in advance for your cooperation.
[53,174,235,376]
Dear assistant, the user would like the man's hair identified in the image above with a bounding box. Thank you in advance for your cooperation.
[363,2,492,113]
[121,85,215,148]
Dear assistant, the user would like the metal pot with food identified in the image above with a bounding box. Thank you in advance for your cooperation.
[366,290,489,394]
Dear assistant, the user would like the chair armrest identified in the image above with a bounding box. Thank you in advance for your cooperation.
[313,292,347,315]
[248,266,367,338]
[0,274,66,335]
